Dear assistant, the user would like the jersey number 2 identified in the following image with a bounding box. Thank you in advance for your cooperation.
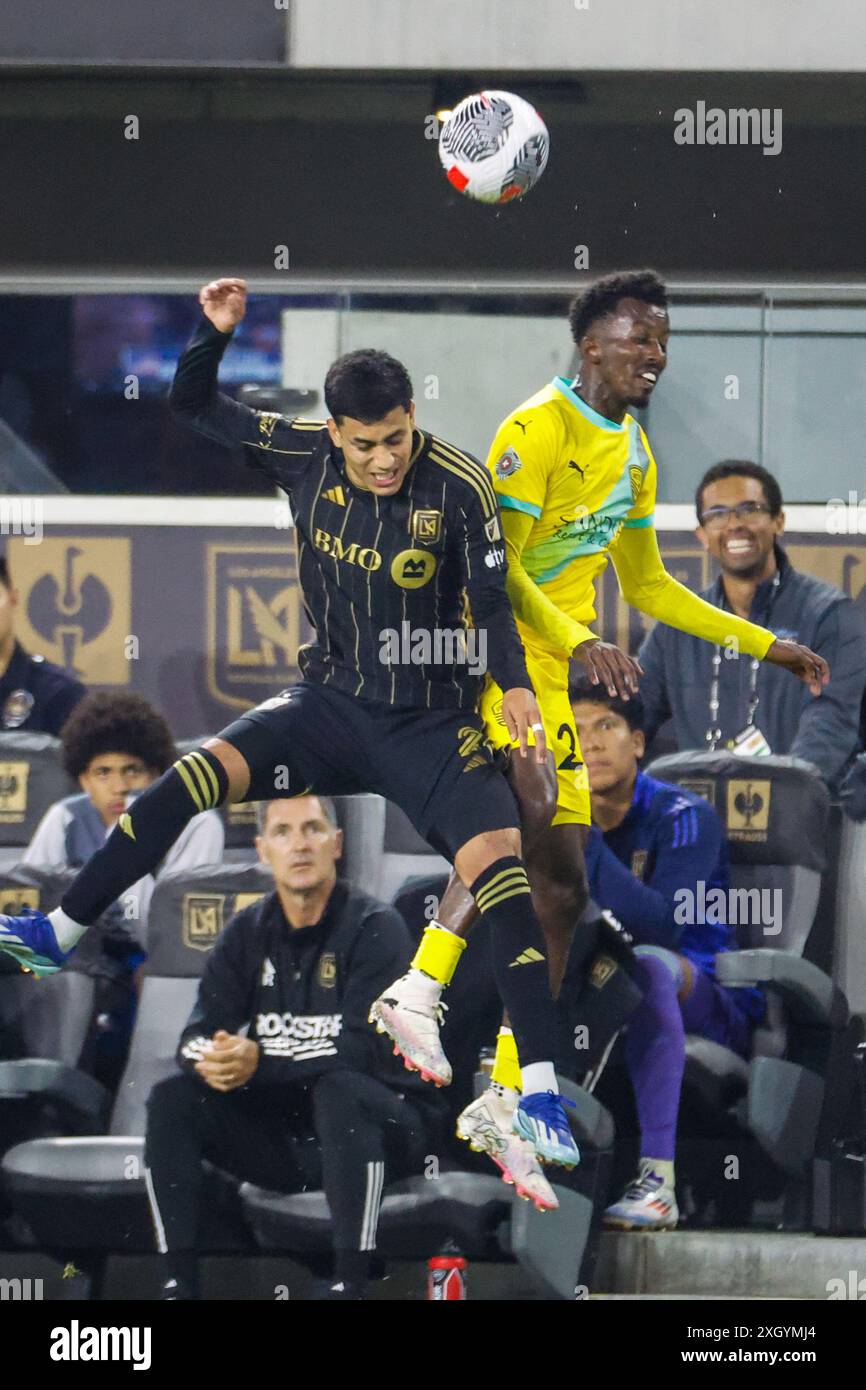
[557,722,582,771]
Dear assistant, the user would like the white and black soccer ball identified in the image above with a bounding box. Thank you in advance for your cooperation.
[438,90,549,204]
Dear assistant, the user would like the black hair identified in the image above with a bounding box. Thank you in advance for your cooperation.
[568,671,646,733]
[324,349,413,424]
[60,691,177,780]
[695,460,783,522]
[568,269,668,346]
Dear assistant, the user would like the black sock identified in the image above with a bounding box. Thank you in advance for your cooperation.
[62,749,229,925]
[470,856,554,1067]
[334,1250,371,1288]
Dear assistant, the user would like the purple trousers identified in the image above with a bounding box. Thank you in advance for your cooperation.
[625,946,752,1161]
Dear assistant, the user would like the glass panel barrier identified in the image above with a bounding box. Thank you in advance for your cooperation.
[0,284,864,500]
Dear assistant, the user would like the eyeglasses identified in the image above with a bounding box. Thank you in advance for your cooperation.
[699,501,774,528]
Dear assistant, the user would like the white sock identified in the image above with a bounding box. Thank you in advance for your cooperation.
[490,1081,519,1109]
[520,1061,558,1096]
[406,966,443,1000]
[641,1156,675,1187]
[49,907,90,952]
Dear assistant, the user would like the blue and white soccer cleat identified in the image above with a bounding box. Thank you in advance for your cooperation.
[513,1090,580,1169]
[0,909,71,977]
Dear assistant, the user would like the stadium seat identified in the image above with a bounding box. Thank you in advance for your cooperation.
[0,732,76,871]
[1,862,273,1261]
[0,868,110,1156]
[241,1069,615,1300]
[1,792,389,1268]
[378,800,450,904]
[174,740,388,886]
[832,814,866,1015]
[173,736,257,865]
[221,793,385,884]
[640,751,850,1230]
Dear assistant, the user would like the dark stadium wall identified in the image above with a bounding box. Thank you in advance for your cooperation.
[1,73,865,278]
[6,528,866,739]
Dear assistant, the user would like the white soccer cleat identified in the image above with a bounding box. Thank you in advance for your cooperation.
[368,969,452,1087]
[603,1162,679,1231]
[456,1085,558,1212]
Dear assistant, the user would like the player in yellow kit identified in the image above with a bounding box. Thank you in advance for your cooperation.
[371,271,829,1209]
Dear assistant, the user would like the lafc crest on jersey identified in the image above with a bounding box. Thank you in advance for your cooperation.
[411,509,443,546]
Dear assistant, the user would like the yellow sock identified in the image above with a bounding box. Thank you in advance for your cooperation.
[411,924,466,987]
[491,1026,522,1093]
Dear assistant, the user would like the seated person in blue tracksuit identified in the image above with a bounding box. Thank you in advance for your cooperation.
[570,674,764,1233]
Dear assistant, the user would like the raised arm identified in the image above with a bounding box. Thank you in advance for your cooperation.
[169,278,320,485]
[608,523,829,695]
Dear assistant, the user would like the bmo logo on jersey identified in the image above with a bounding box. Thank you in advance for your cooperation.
[313,529,382,571]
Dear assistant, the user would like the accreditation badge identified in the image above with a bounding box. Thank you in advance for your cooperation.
[730,726,772,758]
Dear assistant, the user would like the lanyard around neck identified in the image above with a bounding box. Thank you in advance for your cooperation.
[705,571,781,751]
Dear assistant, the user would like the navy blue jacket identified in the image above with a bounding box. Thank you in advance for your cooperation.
[638,545,866,792]
[177,880,431,1094]
[584,771,764,1019]
[0,641,86,735]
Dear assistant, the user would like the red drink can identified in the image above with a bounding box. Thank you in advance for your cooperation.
[427,1250,468,1300]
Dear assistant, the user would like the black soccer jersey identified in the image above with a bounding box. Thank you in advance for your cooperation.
[170,318,530,709]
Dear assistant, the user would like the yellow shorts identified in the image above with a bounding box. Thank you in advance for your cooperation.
[480,644,591,826]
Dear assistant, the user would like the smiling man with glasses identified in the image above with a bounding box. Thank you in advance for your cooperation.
[639,460,866,790]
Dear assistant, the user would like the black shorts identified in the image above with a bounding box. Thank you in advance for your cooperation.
[218,681,519,861]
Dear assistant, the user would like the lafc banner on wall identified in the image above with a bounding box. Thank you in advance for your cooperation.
[10,537,132,685]
[7,528,310,737]
[207,544,302,709]
[6,528,866,738]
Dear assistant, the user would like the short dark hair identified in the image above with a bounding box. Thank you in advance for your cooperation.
[695,460,783,523]
[324,349,413,424]
[60,692,177,780]
[568,270,668,346]
[256,795,338,835]
[0,555,9,589]
[569,671,646,733]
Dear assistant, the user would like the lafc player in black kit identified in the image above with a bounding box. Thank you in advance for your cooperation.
[0,278,579,1178]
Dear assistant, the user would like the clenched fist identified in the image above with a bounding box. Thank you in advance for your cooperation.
[199,278,248,334]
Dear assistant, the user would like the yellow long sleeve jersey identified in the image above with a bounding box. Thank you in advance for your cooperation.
[486,375,776,661]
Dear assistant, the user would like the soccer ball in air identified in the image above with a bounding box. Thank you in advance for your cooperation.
[438,90,549,204]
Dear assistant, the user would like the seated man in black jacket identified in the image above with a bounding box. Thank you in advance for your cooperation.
[145,794,442,1301]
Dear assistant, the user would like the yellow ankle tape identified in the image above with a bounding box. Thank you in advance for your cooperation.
[411,924,467,987]
[491,1028,522,1092]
